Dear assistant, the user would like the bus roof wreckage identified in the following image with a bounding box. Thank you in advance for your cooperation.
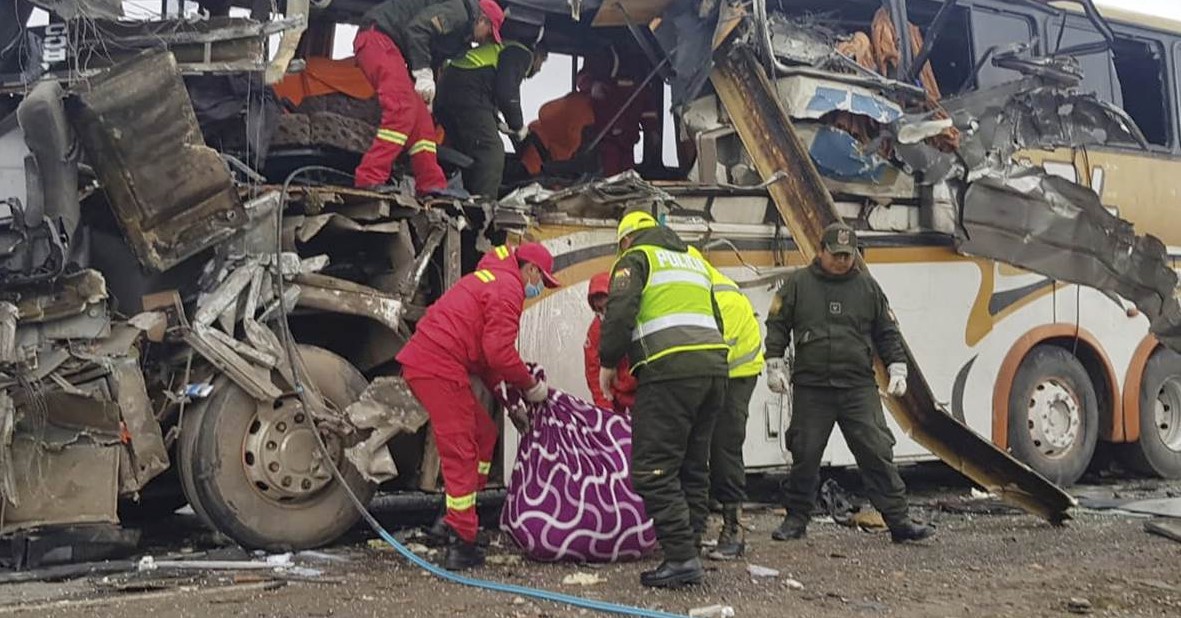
[2,0,1181,556]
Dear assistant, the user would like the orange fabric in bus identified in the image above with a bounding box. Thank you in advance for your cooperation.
[867,9,960,152]
[272,57,376,107]
[871,8,942,102]
[520,91,596,176]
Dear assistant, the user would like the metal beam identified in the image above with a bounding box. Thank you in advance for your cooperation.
[906,0,960,85]
[709,41,1074,524]
[887,0,913,80]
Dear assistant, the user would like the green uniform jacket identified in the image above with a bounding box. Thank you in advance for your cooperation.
[764,260,905,388]
[599,226,729,384]
[436,42,533,131]
[364,0,479,71]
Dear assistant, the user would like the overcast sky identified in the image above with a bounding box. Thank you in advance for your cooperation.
[1095,0,1181,21]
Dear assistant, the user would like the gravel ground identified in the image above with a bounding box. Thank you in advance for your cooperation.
[5,474,1181,618]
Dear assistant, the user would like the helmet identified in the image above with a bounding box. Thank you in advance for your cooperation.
[617,211,657,243]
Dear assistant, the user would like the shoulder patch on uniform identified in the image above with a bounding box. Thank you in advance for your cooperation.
[768,295,782,316]
[611,267,632,290]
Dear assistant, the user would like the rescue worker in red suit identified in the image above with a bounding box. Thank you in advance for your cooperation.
[577,47,662,176]
[583,272,637,413]
[396,242,560,570]
[354,0,505,194]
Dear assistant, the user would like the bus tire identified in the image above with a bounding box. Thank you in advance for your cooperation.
[178,345,375,551]
[1121,349,1181,479]
[1007,344,1099,486]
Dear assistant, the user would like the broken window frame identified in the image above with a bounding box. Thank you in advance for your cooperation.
[1042,12,1178,154]
[968,3,1040,91]
[1107,31,1173,150]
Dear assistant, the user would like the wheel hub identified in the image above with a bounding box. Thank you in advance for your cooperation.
[1154,377,1181,452]
[243,397,340,502]
[1027,379,1081,456]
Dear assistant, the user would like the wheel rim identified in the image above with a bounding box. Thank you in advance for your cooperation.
[242,396,342,503]
[1026,379,1082,458]
[1153,377,1181,452]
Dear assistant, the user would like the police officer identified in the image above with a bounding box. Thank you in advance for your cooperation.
[764,222,934,543]
[598,211,728,588]
[435,22,544,197]
[698,253,764,560]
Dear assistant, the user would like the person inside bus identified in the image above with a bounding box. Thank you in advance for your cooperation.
[352,0,505,195]
[516,77,598,179]
[577,46,662,177]
[763,222,935,544]
[435,22,546,198]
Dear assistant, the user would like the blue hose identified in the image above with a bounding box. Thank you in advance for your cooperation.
[272,167,690,618]
[367,516,691,618]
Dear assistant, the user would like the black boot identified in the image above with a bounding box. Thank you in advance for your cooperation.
[426,516,491,548]
[443,539,486,571]
[707,504,745,560]
[771,515,808,541]
[640,557,704,588]
[889,520,935,543]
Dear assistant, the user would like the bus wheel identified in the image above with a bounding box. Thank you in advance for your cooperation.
[1121,349,1181,479]
[178,345,375,550]
[1007,345,1099,486]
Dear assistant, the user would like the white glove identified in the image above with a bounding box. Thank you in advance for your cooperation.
[523,379,549,403]
[412,68,435,105]
[599,367,617,400]
[887,363,908,397]
[497,121,528,142]
[766,357,789,394]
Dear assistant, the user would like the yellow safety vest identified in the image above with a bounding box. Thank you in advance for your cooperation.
[623,244,727,370]
[694,249,765,378]
[449,41,530,70]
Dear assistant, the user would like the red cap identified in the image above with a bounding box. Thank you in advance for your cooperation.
[515,242,560,288]
[587,272,611,306]
[479,0,505,44]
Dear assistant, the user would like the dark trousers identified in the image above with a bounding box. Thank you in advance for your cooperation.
[710,375,756,505]
[784,385,910,526]
[631,375,726,561]
[437,105,504,198]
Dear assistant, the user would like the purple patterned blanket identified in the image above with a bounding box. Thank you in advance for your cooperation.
[498,369,656,562]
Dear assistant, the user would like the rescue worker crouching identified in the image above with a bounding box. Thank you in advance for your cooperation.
[435,20,545,198]
[696,252,764,560]
[396,242,561,570]
[599,211,728,588]
[354,0,505,195]
[584,272,638,413]
[763,222,934,544]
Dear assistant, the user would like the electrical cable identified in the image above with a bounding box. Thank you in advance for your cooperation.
[270,166,690,618]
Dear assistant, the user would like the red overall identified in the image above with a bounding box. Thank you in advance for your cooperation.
[583,273,637,413]
[352,27,447,192]
[397,247,535,542]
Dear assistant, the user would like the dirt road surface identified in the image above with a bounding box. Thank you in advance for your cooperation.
[3,473,1180,618]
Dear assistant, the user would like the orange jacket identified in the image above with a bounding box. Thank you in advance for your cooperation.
[520,91,596,176]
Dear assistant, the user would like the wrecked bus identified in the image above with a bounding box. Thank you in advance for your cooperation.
[515,0,1181,491]
[0,0,1179,560]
